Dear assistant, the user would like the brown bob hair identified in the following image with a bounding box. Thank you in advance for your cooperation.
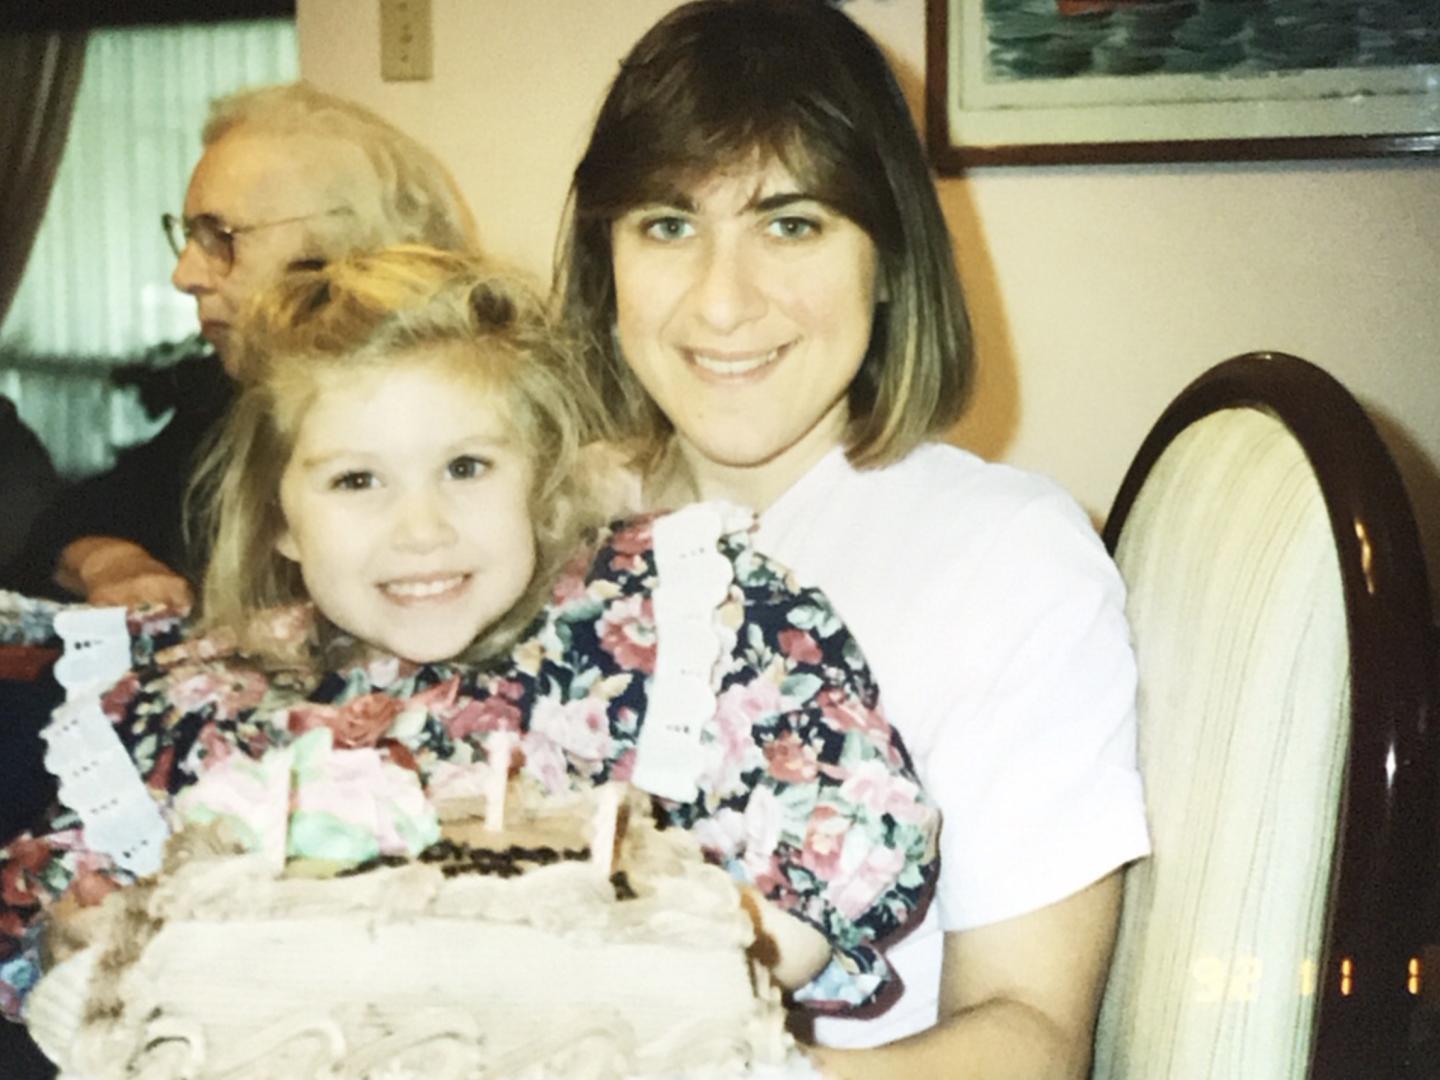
[556,0,972,469]
[193,246,601,669]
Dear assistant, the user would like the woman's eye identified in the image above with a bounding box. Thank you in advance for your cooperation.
[768,215,819,240]
[641,215,694,241]
[330,470,376,491]
[447,455,490,481]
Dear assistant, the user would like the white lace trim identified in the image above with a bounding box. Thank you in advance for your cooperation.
[32,503,750,870]
[43,607,170,876]
[630,501,754,804]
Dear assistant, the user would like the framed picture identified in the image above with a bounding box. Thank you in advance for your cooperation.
[925,0,1440,168]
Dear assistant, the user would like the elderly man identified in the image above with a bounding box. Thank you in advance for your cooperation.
[33,82,476,609]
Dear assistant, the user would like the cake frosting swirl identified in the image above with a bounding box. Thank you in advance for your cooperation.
[27,785,818,1080]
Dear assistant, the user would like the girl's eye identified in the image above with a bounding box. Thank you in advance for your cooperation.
[447,455,490,481]
[641,215,694,242]
[330,470,377,491]
[768,215,819,240]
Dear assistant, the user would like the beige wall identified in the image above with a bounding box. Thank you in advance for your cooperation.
[298,0,1440,596]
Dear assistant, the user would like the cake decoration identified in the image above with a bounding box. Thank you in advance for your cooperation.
[26,781,822,1080]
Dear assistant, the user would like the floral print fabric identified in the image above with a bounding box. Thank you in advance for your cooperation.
[0,515,938,1020]
[0,599,187,1020]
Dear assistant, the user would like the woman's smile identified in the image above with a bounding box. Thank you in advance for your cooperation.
[685,343,790,380]
[611,158,879,508]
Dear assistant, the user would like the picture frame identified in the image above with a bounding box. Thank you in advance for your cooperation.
[925,0,1440,168]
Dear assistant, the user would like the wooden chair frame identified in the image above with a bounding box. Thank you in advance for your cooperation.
[1103,351,1436,1078]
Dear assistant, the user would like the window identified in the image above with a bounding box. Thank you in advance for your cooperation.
[0,19,296,475]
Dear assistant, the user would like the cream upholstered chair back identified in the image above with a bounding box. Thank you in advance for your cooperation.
[1092,353,1435,1080]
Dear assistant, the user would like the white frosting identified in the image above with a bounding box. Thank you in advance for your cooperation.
[30,791,816,1080]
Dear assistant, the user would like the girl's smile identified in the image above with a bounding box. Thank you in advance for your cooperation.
[276,346,537,663]
[378,572,471,603]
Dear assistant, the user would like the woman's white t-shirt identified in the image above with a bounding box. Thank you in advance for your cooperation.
[755,443,1151,1048]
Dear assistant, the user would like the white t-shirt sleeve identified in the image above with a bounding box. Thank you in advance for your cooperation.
[759,446,1150,1045]
[924,486,1150,931]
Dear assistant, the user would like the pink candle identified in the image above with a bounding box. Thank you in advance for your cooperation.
[591,783,624,877]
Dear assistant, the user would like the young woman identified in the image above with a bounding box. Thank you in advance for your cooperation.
[555,2,1150,1076]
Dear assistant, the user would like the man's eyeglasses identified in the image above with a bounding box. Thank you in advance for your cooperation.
[161,209,347,273]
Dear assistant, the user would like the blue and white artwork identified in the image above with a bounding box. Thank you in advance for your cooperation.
[984,0,1440,81]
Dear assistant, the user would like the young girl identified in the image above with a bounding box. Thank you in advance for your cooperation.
[0,246,937,1029]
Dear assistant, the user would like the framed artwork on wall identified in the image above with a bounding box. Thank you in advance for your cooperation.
[925,0,1440,168]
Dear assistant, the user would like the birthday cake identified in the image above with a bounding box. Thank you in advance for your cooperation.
[6,504,938,1077]
[25,779,811,1080]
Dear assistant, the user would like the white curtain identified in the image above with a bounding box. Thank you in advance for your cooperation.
[0,19,297,476]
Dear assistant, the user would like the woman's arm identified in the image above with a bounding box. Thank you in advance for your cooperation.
[809,872,1123,1080]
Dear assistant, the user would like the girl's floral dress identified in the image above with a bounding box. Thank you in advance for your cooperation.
[0,511,938,1022]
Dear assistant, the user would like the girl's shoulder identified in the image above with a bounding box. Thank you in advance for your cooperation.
[41,603,323,736]
[0,591,188,655]
[546,512,662,604]
[559,502,757,592]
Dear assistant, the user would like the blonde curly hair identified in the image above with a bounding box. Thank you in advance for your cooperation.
[192,245,603,669]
